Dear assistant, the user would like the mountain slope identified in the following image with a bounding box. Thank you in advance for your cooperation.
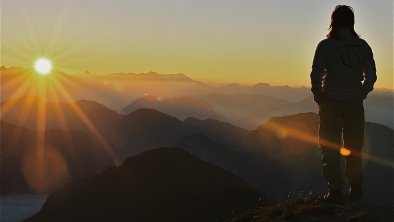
[26,148,259,222]
[178,133,290,193]
[184,117,248,149]
[116,108,192,157]
[1,98,121,133]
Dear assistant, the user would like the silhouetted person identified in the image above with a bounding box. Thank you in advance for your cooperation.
[310,5,377,204]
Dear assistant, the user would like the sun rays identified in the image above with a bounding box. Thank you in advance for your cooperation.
[0,4,120,191]
[52,77,116,160]
[0,67,116,192]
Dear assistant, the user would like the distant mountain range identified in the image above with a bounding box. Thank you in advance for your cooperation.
[0,67,394,129]
[1,98,393,205]
[0,67,203,110]
[2,67,392,129]
[104,71,199,82]
[216,82,311,102]
[121,92,392,130]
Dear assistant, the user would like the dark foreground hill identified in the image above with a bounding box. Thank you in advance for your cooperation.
[26,148,259,222]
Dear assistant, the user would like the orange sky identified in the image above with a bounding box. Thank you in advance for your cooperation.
[1,0,393,88]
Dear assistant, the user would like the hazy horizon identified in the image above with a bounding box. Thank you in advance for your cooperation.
[3,65,394,91]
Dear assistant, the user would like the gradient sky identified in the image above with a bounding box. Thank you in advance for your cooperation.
[1,0,393,88]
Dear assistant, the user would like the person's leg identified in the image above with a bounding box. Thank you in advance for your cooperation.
[319,101,344,193]
[343,101,364,201]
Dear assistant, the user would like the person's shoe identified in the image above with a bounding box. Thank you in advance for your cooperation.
[349,185,363,202]
[323,189,344,205]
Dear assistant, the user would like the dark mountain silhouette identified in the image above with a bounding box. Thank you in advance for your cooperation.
[0,120,114,194]
[178,133,290,194]
[120,108,290,193]
[1,98,123,149]
[116,108,192,157]
[2,98,393,205]
[183,117,248,149]
[116,109,293,195]
[1,98,121,132]
[121,95,226,121]
[26,148,259,222]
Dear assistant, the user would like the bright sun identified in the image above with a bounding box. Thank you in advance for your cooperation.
[34,58,53,75]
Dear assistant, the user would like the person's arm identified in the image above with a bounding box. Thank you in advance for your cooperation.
[310,41,327,103]
[362,42,377,98]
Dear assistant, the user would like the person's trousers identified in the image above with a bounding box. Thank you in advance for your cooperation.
[318,99,364,191]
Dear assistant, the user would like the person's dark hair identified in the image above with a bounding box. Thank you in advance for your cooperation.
[326,5,359,39]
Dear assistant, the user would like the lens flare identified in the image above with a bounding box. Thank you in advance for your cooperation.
[340,147,352,156]
[22,146,69,193]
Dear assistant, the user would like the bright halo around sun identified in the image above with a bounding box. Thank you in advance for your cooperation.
[34,58,53,75]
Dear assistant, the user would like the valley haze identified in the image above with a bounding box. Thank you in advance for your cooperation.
[1,67,393,130]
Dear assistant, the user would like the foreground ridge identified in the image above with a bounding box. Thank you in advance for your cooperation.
[227,196,394,222]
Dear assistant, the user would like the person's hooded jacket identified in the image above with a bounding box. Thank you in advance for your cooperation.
[310,29,377,102]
